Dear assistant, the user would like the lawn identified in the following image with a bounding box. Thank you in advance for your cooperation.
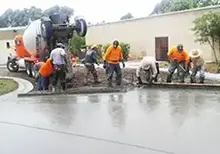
[0,79,18,95]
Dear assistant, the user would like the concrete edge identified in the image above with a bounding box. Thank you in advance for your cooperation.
[133,82,220,90]
[0,76,33,99]
[17,88,128,97]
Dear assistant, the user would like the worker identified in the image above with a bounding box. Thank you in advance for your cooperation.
[37,58,53,90]
[136,56,160,84]
[34,61,45,90]
[189,49,205,83]
[82,44,100,85]
[103,40,125,87]
[166,44,190,83]
[50,43,67,92]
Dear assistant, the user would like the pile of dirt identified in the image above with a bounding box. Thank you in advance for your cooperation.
[0,66,217,92]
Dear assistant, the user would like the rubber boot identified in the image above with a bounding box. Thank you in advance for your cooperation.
[190,76,196,83]
[166,73,173,83]
[200,77,204,84]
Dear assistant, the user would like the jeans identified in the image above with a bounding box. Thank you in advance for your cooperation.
[37,76,49,91]
[107,64,122,86]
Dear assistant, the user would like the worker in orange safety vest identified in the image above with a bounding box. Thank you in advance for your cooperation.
[166,44,190,83]
[103,40,125,87]
[37,58,53,91]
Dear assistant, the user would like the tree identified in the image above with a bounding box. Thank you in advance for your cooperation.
[120,13,134,20]
[191,12,220,72]
[151,0,220,15]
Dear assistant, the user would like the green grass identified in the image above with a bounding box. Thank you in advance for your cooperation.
[0,79,18,95]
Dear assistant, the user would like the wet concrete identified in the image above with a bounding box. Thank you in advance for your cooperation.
[0,89,220,154]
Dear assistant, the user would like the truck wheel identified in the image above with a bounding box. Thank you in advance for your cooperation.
[75,19,87,37]
[25,62,32,77]
[7,60,19,72]
[31,63,37,78]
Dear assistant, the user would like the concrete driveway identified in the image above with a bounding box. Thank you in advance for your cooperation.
[0,87,220,154]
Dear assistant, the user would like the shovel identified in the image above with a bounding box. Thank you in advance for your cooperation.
[178,64,190,76]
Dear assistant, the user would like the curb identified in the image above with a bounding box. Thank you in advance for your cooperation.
[17,87,128,97]
[0,76,33,100]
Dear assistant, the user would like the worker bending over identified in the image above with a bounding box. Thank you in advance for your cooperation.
[50,43,67,92]
[136,56,160,84]
[37,58,53,90]
[103,40,125,87]
[167,44,190,83]
[189,49,205,83]
[82,44,100,85]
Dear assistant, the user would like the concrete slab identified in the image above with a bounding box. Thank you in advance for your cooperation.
[0,89,220,154]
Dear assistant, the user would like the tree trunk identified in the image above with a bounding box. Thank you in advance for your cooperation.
[217,40,220,73]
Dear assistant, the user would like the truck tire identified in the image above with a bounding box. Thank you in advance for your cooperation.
[31,63,37,78]
[75,19,87,37]
[25,62,33,77]
[7,60,19,72]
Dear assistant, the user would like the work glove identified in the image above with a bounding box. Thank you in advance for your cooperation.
[137,76,143,84]
[103,60,107,69]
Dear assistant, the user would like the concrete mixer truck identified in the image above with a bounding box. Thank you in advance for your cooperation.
[6,13,87,77]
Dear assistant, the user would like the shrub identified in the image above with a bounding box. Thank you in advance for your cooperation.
[69,34,86,56]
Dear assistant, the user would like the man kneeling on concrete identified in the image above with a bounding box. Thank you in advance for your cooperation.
[136,56,159,84]
[189,49,205,83]
[166,44,190,83]
[82,44,100,85]
[50,43,67,92]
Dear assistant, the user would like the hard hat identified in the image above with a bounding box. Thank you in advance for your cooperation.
[57,43,65,48]
[113,40,119,45]
[177,44,183,51]
[91,44,97,49]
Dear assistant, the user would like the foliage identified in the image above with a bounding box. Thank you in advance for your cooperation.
[120,13,134,20]
[0,5,74,28]
[191,12,220,72]
[69,34,86,56]
[151,0,220,15]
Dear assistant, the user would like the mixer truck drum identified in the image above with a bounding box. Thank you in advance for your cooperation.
[75,18,87,37]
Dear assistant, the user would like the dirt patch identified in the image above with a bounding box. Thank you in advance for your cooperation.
[0,66,218,93]
[0,78,18,95]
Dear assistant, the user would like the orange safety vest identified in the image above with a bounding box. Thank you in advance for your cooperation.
[103,45,123,64]
[39,59,53,77]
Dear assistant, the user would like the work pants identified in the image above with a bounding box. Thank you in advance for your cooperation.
[190,66,205,83]
[37,75,49,91]
[84,63,98,83]
[107,63,122,86]
[52,64,66,90]
[167,61,186,83]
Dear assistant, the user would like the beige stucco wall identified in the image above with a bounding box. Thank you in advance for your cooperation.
[86,6,220,62]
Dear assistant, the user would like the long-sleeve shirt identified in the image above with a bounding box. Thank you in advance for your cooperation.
[191,56,205,68]
[103,45,123,64]
[84,49,98,64]
[136,56,157,78]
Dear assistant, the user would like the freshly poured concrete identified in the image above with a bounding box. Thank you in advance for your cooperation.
[0,88,220,154]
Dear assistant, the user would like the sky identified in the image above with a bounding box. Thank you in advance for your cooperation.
[0,0,161,23]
